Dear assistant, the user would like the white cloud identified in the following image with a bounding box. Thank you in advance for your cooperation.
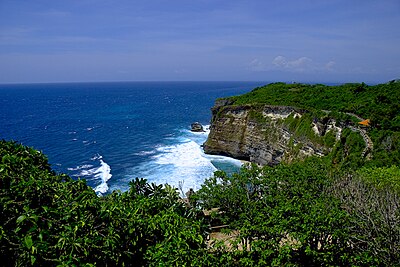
[248,58,267,71]
[288,57,312,68]
[272,56,313,72]
[272,56,339,73]
[248,56,337,74]
[272,56,287,67]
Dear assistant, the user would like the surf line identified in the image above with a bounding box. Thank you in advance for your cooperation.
[92,154,112,195]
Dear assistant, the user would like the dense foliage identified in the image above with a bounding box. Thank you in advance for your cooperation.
[229,81,400,131]
[0,140,209,266]
[194,159,397,266]
[2,140,399,266]
[2,81,400,266]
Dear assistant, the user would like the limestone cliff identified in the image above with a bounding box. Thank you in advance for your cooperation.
[203,100,341,166]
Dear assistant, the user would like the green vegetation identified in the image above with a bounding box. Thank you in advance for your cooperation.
[195,160,365,266]
[194,160,400,266]
[1,81,400,266]
[0,141,209,266]
[229,81,400,131]
[2,141,399,266]
[227,81,400,167]
[283,113,320,144]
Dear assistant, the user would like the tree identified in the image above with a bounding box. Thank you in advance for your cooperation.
[195,158,357,266]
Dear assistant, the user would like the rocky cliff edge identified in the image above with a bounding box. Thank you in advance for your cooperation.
[203,100,341,166]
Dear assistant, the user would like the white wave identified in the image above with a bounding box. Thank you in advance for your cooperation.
[110,125,242,194]
[77,168,98,177]
[91,154,102,161]
[68,155,112,195]
[123,139,216,193]
[94,158,112,195]
[133,150,156,156]
[206,154,243,167]
[154,140,212,168]
[67,164,93,171]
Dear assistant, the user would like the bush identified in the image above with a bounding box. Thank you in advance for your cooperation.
[0,140,209,266]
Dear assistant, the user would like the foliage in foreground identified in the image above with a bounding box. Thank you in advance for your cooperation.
[0,140,208,266]
[1,140,400,266]
[195,160,358,266]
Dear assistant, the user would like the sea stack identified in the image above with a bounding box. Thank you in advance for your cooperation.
[191,122,205,132]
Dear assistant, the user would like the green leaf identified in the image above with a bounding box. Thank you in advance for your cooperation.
[30,255,36,265]
[16,215,26,224]
[25,235,33,249]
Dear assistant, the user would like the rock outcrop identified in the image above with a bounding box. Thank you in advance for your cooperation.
[191,122,205,132]
[203,101,341,166]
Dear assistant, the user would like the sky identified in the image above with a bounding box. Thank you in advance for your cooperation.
[0,0,399,84]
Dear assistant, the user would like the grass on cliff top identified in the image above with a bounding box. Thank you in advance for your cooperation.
[228,81,400,132]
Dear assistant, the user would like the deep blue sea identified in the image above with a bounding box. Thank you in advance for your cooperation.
[0,81,265,195]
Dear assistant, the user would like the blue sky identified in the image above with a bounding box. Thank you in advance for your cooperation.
[0,0,399,83]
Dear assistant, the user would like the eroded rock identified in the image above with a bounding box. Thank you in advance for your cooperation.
[191,122,205,132]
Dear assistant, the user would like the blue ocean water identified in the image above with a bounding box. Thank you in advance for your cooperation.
[0,82,265,194]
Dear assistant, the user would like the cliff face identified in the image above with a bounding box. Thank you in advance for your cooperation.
[204,100,340,166]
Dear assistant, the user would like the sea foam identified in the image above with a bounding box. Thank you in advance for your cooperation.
[150,139,218,191]
[69,154,112,195]
[94,158,112,195]
[112,125,242,194]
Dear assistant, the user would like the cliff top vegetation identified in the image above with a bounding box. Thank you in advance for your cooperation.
[228,81,400,131]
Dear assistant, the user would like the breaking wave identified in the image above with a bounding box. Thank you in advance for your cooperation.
[69,154,112,195]
[110,125,242,194]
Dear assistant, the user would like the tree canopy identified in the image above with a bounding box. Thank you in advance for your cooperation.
[2,140,400,266]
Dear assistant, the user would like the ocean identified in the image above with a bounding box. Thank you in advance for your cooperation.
[0,81,265,195]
